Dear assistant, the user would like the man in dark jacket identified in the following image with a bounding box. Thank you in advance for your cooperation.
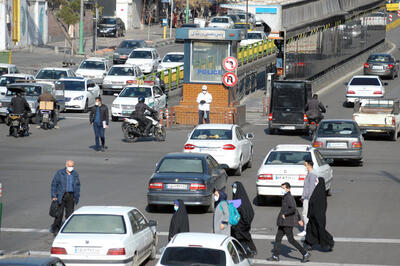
[305,94,326,122]
[132,96,155,135]
[38,91,58,126]
[267,182,311,263]
[50,160,80,236]
[9,91,31,134]
[89,97,109,151]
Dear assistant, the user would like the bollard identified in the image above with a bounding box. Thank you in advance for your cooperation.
[262,96,266,116]
[165,109,169,128]
[160,110,164,126]
[170,106,174,126]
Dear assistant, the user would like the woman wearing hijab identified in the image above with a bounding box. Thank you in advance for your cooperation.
[231,182,257,256]
[168,199,189,241]
[213,189,230,235]
[304,177,334,252]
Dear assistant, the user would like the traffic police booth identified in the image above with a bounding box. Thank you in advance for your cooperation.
[174,27,247,125]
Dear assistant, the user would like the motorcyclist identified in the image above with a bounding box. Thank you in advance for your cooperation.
[131,96,156,135]
[305,94,326,123]
[8,90,31,134]
[37,90,58,126]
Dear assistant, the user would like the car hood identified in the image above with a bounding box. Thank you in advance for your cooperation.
[76,69,105,76]
[160,62,183,70]
[104,75,135,82]
[115,48,133,55]
[126,58,152,65]
[113,97,139,105]
[64,90,87,98]
[240,39,261,46]
[98,24,116,28]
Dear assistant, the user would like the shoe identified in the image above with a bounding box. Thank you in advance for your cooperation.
[267,255,279,262]
[322,246,333,252]
[49,226,55,234]
[301,252,311,263]
[251,250,257,256]
[298,231,306,237]
[305,244,313,251]
[54,125,60,129]
[101,146,105,152]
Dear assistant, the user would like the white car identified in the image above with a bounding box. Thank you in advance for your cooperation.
[345,75,386,105]
[126,48,161,74]
[35,67,76,86]
[51,206,158,266]
[240,31,268,47]
[209,16,234,28]
[184,124,254,176]
[158,52,184,71]
[157,233,251,266]
[56,77,100,112]
[0,73,35,96]
[111,81,167,121]
[0,63,19,75]
[256,144,333,201]
[102,64,143,94]
[76,57,109,85]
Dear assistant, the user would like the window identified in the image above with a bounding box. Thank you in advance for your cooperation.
[129,51,152,59]
[368,54,392,63]
[118,40,141,49]
[120,86,152,98]
[227,242,240,264]
[190,129,232,140]
[132,210,148,230]
[161,247,226,265]
[265,151,311,165]
[207,157,216,170]
[55,81,85,91]
[79,61,106,70]
[108,67,135,76]
[154,86,162,96]
[314,150,325,166]
[157,158,204,173]
[235,128,243,140]
[350,77,380,86]
[209,156,219,168]
[36,70,69,80]
[317,121,359,137]
[163,54,184,63]
[61,214,126,234]
[232,239,246,262]
[128,211,140,233]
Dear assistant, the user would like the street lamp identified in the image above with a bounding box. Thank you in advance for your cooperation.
[78,0,84,55]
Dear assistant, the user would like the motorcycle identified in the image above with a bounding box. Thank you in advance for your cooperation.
[122,111,166,143]
[308,118,320,136]
[8,113,28,137]
[39,109,55,130]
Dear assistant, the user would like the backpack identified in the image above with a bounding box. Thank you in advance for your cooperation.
[219,201,240,226]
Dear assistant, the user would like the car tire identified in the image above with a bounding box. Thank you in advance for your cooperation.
[256,194,266,206]
[148,204,158,213]
[83,100,89,113]
[247,150,253,168]
[233,156,243,176]
[269,128,276,135]
[111,116,118,122]
[391,130,398,141]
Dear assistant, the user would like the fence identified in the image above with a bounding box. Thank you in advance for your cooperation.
[0,51,11,64]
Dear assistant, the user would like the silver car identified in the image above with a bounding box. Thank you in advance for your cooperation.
[312,119,364,165]
[363,53,399,79]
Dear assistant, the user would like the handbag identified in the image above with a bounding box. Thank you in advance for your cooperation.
[49,200,60,218]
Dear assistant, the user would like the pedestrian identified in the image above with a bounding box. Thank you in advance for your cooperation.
[267,182,311,263]
[213,189,230,235]
[196,85,212,124]
[89,97,109,152]
[304,177,334,252]
[298,160,319,237]
[50,160,80,236]
[231,181,257,256]
[168,199,189,241]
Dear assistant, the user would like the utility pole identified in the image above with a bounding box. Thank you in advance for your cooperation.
[185,0,189,24]
[78,0,84,55]
[170,0,173,38]
[245,0,248,27]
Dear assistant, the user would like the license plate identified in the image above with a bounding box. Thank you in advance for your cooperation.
[122,111,132,115]
[74,247,101,255]
[280,126,295,130]
[327,142,347,148]
[276,175,297,181]
[166,184,188,190]
[12,121,19,126]
[372,65,384,70]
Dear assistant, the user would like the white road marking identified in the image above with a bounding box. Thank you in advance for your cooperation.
[61,116,89,120]
[2,228,400,244]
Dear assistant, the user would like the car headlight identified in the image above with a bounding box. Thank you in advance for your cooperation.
[112,104,121,109]
[74,95,84,101]
[114,52,119,56]
[103,80,111,84]
[29,102,35,108]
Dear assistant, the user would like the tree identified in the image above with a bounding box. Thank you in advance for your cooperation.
[56,0,80,26]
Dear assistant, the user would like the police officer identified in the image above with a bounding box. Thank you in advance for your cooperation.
[132,96,155,135]
[9,90,31,135]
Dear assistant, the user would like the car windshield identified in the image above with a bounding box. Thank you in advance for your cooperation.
[211,17,228,23]
[6,86,42,96]
[62,214,126,234]
[36,70,68,80]
[265,151,311,165]
[160,247,226,266]
[350,77,380,86]
[191,129,232,140]
[0,67,9,75]
[317,121,359,137]
[234,24,250,29]
[120,86,151,97]
[100,18,116,24]
[368,55,392,63]
[79,61,106,70]
[157,158,203,173]
[108,67,135,76]
[0,76,18,86]
[247,33,262,39]
[163,54,184,63]
[55,80,85,91]
[129,51,152,59]
[118,41,142,49]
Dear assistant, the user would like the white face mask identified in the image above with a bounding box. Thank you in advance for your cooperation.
[281,189,287,195]
[67,167,74,173]
[232,187,237,194]
[95,102,100,106]
[214,195,219,202]
[202,90,207,94]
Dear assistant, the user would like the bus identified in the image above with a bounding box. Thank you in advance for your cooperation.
[386,0,399,12]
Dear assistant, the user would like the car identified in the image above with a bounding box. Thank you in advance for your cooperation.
[126,48,161,74]
[0,73,35,96]
[227,14,240,23]
[208,16,234,29]
[51,206,158,266]
[157,232,251,266]
[312,119,364,164]
[102,64,143,94]
[236,13,256,25]
[97,16,125,37]
[35,67,76,86]
[113,39,148,65]
[56,77,100,112]
[256,144,333,202]
[255,15,263,26]
[0,256,65,266]
[147,152,228,212]
[75,57,109,85]
[345,75,386,106]
[184,124,254,176]
[363,53,399,79]
[111,81,167,121]
[158,52,184,71]
[233,22,254,31]
[0,63,19,75]
[240,31,268,47]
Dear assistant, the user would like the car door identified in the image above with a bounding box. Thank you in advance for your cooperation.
[232,239,251,266]
[209,155,227,190]
[313,150,332,188]
[234,127,246,163]
[132,209,153,260]
[238,126,251,163]
[154,86,165,110]
[86,80,95,106]
[127,211,142,259]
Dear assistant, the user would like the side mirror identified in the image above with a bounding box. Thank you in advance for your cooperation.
[246,132,254,139]
[384,82,388,86]
[113,93,119,97]
[155,94,161,98]
[148,220,157,227]
[87,87,94,91]
[219,164,229,170]
[325,158,334,164]
[158,59,162,63]
[103,73,107,76]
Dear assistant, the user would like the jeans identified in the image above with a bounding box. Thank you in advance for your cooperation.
[93,123,105,148]
[273,226,307,257]
[198,110,210,124]
[52,192,75,232]
[302,199,309,231]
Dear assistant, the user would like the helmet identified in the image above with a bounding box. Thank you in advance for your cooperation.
[138,96,145,103]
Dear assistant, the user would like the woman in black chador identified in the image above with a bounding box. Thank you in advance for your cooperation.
[168,199,189,241]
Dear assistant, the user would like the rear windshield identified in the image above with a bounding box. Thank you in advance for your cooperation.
[129,51,152,59]
[265,151,311,165]
[191,129,232,140]
[160,247,226,266]
[163,54,184,63]
[0,76,17,86]
[79,61,106,70]
[157,158,203,173]
[36,70,68,80]
[273,83,305,109]
[317,121,359,137]
[62,214,126,234]
[350,77,380,86]
[212,17,228,23]
[368,55,392,62]
[108,67,135,76]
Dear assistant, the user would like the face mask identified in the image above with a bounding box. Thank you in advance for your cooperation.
[281,189,287,195]
[67,167,74,173]
[174,205,178,212]
[203,91,207,94]
[95,102,99,106]
[232,188,237,194]
[214,195,219,202]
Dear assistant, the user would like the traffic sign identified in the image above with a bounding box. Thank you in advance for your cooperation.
[223,72,238,87]
[223,57,238,72]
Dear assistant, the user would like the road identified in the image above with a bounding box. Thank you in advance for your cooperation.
[1,27,400,266]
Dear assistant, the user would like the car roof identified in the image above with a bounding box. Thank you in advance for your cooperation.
[351,75,379,79]
[121,39,145,42]
[8,83,48,87]
[0,63,16,67]
[170,233,230,249]
[163,152,208,159]
[132,48,156,51]
[73,206,136,215]
[2,73,32,77]
[84,57,108,62]
[38,67,71,71]
[194,124,234,130]
[0,256,60,265]
[368,53,392,57]
[273,144,313,152]
[59,77,86,81]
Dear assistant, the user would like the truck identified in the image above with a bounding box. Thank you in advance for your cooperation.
[352,99,400,141]
[267,80,312,134]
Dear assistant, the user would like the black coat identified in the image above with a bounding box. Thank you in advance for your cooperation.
[232,182,254,231]
[168,199,189,241]
[9,96,31,114]
[89,104,109,125]
[277,191,299,227]
[305,99,326,120]
[133,102,155,120]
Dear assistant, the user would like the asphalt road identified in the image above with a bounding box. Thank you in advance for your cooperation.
[1,28,400,266]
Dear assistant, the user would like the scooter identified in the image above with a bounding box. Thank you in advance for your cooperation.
[39,109,53,130]
[121,111,166,143]
[8,113,28,137]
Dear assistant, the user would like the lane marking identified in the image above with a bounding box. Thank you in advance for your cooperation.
[61,117,89,120]
[2,228,400,244]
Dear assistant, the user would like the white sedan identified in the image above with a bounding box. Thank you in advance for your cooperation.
[256,144,333,203]
[158,52,184,71]
[209,16,234,28]
[157,233,251,266]
[240,31,268,47]
[184,124,254,176]
[51,206,157,266]
[345,75,386,106]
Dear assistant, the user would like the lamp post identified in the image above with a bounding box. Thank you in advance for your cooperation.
[78,0,84,55]
[185,0,189,24]
[170,0,173,38]
[245,0,248,26]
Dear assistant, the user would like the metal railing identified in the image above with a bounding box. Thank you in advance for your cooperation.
[0,51,11,64]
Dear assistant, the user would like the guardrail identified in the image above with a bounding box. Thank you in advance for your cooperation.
[0,51,11,64]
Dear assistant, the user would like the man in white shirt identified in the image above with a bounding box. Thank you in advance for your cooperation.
[196,85,212,124]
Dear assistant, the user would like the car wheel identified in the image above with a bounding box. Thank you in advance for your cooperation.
[391,130,398,141]
[111,115,118,122]
[83,100,89,113]
[132,253,139,266]
[256,194,266,206]
[247,150,253,168]
[233,156,243,176]
[269,128,276,135]
[148,204,158,213]
[150,242,157,260]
